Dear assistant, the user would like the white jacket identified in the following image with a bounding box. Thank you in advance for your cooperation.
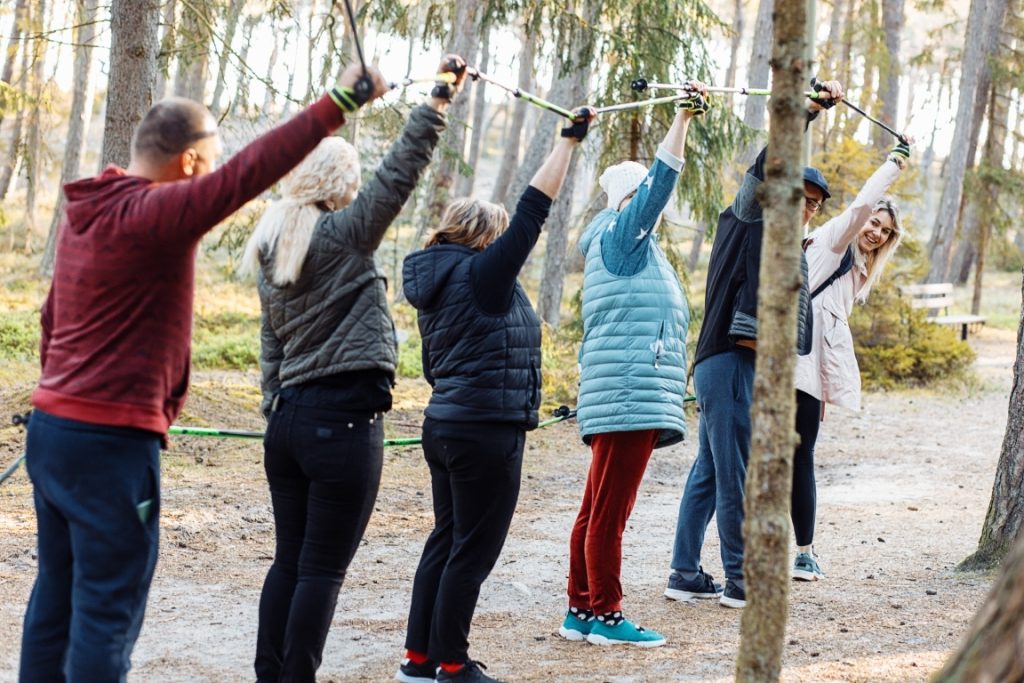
[794,158,902,410]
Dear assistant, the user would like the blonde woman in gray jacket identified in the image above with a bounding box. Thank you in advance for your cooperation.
[240,56,467,683]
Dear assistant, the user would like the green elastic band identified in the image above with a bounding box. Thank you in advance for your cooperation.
[329,86,359,113]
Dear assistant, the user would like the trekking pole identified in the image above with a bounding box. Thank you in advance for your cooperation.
[631,79,772,97]
[467,67,582,121]
[809,77,908,144]
[389,73,457,90]
[594,93,694,115]
[0,412,31,486]
[169,425,264,439]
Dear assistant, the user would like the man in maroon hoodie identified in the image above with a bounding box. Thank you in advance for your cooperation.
[19,65,389,683]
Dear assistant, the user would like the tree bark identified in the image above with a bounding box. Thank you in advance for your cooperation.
[522,0,600,327]
[101,0,159,168]
[962,269,1024,571]
[413,0,481,242]
[209,0,246,116]
[745,0,773,132]
[154,0,176,100]
[229,14,257,117]
[872,0,905,150]
[0,0,27,130]
[453,26,490,198]
[41,0,99,275]
[935,525,1024,682]
[21,0,46,253]
[173,0,210,102]
[490,24,536,206]
[0,3,29,209]
[734,0,806,678]
[725,0,746,107]
[925,0,1008,283]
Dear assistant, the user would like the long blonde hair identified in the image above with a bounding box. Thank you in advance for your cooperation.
[857,197,903,301]
[423,198,509,250]
[241,137,360,285]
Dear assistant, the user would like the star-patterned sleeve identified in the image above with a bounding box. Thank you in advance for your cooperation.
[600,143,684,277]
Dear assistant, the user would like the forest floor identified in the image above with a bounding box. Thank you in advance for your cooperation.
[0,318,1016,682]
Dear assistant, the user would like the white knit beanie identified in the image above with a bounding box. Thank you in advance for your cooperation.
[599,161,649,210]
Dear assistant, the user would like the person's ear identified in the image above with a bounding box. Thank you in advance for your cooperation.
[180,148,198,177]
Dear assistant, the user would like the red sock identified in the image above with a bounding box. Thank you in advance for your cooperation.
[405,650,429,665]
[440,662,465,673]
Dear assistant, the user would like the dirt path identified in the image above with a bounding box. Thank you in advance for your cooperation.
[0,327,1014,682]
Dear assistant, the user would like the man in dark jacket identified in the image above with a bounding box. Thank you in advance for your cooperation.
[19,65,388,682]
[663,80,843,610]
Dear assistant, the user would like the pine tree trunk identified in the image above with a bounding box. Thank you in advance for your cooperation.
[935,526,1024,682]
[524,0,600,327]
[687,225,706,272]
[41,0,99,275]
[734,0,807,677]
[21,0,46,253]
[961,270,1024,571]
[209,0,246,116]
[454,27,490,198]
[413,0,481,241]
[101,0,159,168]
[0,0,27,131]
[744,0,773,132]
[261,20,287,116]
[724,0,745,106]
[490,24,536,206]
[229,15,257,116]
[0,5,29,208]
[154,0,177,100]
[925,0,1007,283]
[872,0,905,150]
[173,0,210,102]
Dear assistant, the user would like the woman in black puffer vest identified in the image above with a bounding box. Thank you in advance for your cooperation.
[395,107,594,683]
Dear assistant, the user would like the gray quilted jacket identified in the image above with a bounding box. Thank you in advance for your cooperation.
[257,103,446,414]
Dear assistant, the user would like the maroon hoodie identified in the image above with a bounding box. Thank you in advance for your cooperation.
[32,95,346,436]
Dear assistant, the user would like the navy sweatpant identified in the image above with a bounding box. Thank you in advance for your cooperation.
[20,409,161,683]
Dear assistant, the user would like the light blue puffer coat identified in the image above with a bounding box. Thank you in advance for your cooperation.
[576,145,690,448]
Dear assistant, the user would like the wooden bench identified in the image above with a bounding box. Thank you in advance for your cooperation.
[903,283,986,341]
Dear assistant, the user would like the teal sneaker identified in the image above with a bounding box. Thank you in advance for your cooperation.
[792,552,825,581]
[585,616,666,648]
[558,608,594,641]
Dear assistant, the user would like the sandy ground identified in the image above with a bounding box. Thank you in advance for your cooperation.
[0,326,1016,682]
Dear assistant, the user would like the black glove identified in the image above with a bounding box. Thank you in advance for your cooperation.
[678,94,709,116]
[809,78,837,109]
[561,107,596,141]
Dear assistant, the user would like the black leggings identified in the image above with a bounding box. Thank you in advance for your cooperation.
[255,386,384,683]
[792,390,821,547]
[404,417,525,663]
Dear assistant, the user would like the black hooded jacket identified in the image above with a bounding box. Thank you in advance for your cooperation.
[402,187,552,429]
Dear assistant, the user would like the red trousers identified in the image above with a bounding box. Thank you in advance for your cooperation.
[567,429,659,615]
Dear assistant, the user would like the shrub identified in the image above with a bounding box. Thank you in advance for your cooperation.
[192,312,261,370]
[851,278,975,389]
[0,311,40,360]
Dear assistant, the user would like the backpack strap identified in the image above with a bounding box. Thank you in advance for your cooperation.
[811,246,855,299]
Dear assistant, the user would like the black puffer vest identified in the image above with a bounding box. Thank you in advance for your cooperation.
[403,244,541,429]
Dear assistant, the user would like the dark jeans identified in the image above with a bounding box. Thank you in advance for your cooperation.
[20,409,161,683]
[404,418,525,664]
[792,390,822,546]
[254,385,384,683]
[671,349,755,580]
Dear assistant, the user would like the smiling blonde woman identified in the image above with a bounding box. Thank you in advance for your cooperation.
[790,138,912,583]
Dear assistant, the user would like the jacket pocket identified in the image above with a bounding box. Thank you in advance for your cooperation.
[652,321,667,369]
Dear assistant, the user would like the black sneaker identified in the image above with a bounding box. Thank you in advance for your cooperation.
[436,661,503,683]
[720,579,746,609]
[664,566,723,601]
[395,657,437,683]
